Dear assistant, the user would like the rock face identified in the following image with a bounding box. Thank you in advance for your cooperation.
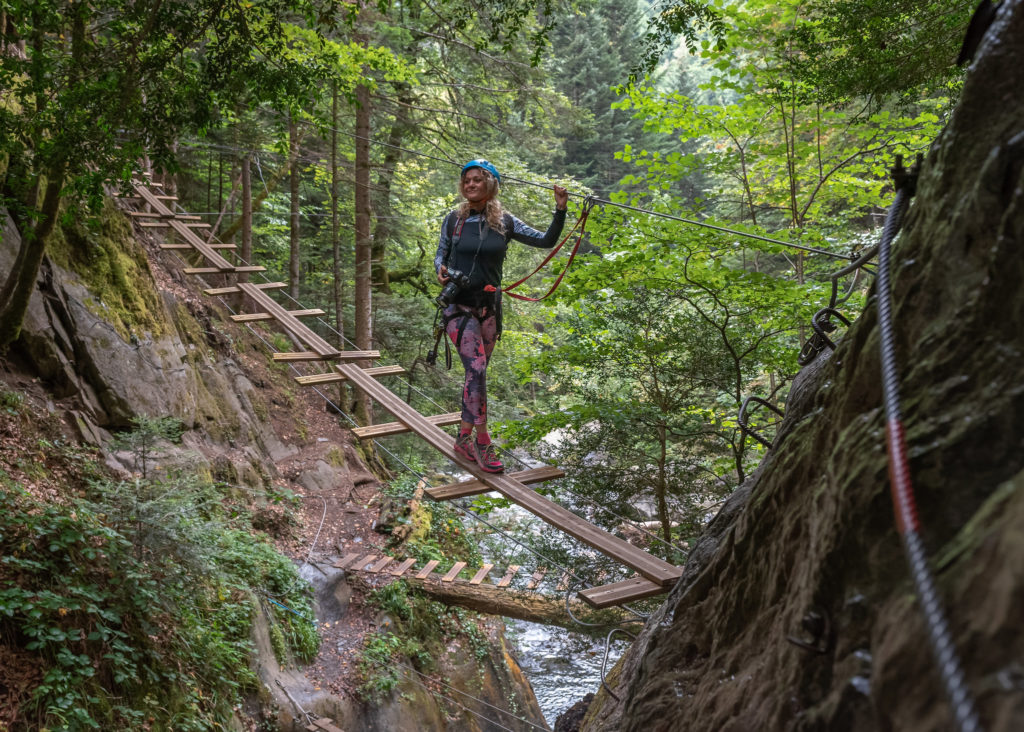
[582,4,1024,731]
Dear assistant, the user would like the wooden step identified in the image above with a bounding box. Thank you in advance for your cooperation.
[415,560,441,579]
[426,465,565,500]
[141,221,210,228]
[294,365,405,386]
[526,567,548,590]
[204,282,286,296]
[336,363,684,589]
[367,556,394,573]
[469,564,494,585]
[237,282,341,359]
[231,309,324,323]
[441,562,467,582]
[350,412,462,440]
[388,558,417,577]
[578,576,670,608]
[496,565,520,587]
[160,243,235,250]
[333,552,361,569]
[272,350,379,363]
[343,554,379,572]
[183,265,266,275]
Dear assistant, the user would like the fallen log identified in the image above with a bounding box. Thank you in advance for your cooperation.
[403,575,636,632]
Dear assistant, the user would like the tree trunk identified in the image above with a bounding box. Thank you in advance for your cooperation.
[0,163,66,349]
[353,82,373,425]
[331,83,344,347]
[402,576,634,633]
[288,114,301,300]
[371,83,414,295]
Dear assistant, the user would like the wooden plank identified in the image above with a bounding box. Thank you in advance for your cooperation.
[203,281,286,296]
[272,352,338,362]
[347,554,379,572]
[414,559,440,579]
[231,309,325,323]
[155,194,178,200]
[128,211,162,218]
[131,185,237,270]
[557,570,572,591]
[469,564,493,585]
[526,567,548,590]
[367,556,394,573]
[496,565,520,588]
[159,243,234,250]
[336,362,684,587]
[388,558,417,577]
[427,465,565,501]
[294,364,406,386]
[578,576,669,609]
[238,282,340,358]
[183,265,266,275]
[140,221,211,228]
[333,552,361,569]
[351,412,462,440]
[441,562,467,582]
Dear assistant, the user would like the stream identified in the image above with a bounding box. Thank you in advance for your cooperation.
[509,618,629,727]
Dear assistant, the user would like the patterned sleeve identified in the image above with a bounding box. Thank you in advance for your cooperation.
[508,209,567,249]
[434,212,453,273]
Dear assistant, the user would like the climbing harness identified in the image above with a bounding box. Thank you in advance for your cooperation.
[503,196,596,302]
[876,155,981,732]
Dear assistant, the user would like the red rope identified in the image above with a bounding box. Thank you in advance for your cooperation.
[503,201,593,302]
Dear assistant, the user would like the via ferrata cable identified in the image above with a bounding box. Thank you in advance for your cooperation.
[877,156,982,732]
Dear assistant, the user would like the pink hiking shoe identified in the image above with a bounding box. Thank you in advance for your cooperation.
[454,432,476,463]
[474,441,504,473]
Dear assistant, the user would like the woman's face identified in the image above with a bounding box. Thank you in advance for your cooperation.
[461,169,490,205]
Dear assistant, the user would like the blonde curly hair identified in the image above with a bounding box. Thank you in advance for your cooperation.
[457,168,506,235]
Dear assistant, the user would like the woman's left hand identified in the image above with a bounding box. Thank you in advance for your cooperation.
[554,185,569,211]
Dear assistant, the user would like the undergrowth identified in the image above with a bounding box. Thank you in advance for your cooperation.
[0,404,319,730]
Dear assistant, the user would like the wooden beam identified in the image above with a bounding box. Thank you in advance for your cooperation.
[336,363,683,588]
[578,576,669,608]
[350,412,462,440]
[231,309,324,323]
[273,351,380,363]
[238,282,340,358]
[426,465,565,501]
[203,282,286,296]
[469,564,494,585]
[441,562,467,582]
[294,365,405,386]
[159,243,235,250]
[183,265,266,275]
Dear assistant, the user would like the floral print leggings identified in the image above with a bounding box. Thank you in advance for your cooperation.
[444,304,497,425]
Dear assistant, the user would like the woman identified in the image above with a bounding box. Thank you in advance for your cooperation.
[434,159,569,473]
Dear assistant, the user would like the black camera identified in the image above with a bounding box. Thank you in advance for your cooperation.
[435,268,472,307]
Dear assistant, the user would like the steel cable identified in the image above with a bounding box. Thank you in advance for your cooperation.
[875,171,982,732]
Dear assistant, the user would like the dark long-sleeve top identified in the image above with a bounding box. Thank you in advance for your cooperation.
[434,207,567,307]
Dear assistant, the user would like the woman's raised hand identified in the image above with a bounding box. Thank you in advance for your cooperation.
[553,185,569,211]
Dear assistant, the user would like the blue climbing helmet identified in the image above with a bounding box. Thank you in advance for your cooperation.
[461,158,500,183]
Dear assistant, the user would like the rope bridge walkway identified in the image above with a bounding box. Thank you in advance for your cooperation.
[118,179,684,610]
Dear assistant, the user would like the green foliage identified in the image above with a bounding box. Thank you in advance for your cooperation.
[110,415,185,479]
[1,389,25,415]
[0,415,319,729]
[359,582,490,700]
